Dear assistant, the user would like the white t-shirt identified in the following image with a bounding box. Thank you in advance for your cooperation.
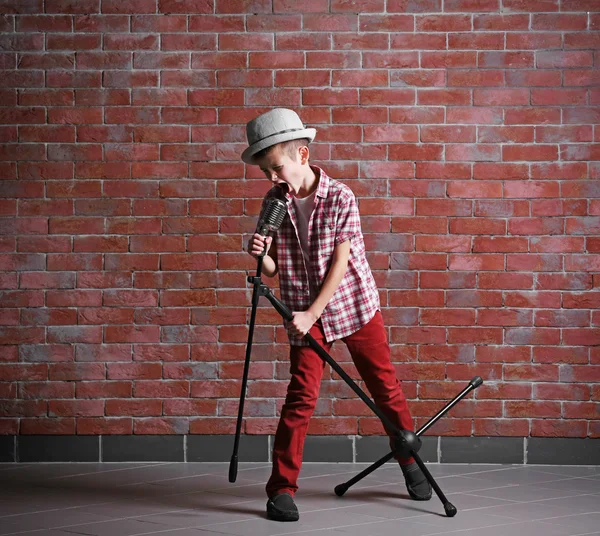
[292,188,317,273]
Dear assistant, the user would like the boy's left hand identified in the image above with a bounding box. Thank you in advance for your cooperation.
[290,310,319,337]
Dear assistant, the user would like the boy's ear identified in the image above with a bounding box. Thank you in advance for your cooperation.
[298,144,309,164]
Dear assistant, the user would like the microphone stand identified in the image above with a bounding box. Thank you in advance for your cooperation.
[229,256,483,518]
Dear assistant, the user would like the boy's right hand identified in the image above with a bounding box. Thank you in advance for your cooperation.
[248,233,272,258]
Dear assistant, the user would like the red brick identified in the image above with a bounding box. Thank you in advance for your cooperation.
[537,274,592,291]
[473,236,528,253]
[562,330,600,347]
[17,15,72,31]
[416,236,470,253]
[532,89,587,106]
[390,327,446,344]
[476,345,530,363]
[504,291,560,308]
[533,200,586,218]
[450,218,506,235]
[561,144,600,162]
[478,309,532,327]
[566,255,600,272]
[479,272,532,292]
[509,217,564,236]
[390,144,443,161]
[448,181,502,198]
[447,144,501,162]
[505,328,560,346]
[49,400,105,417]
[532,419,587,437]
[421,308,475,326]
[21,418,75,435]
[421,272,475,289]
[390,106,445,124]
[504,108,561,125]
[360,14,413,31]
[538,51,593,69]
[393,69,446,87]
[77,418,132,435]
[508,257,565,278]
[530,237,584,253]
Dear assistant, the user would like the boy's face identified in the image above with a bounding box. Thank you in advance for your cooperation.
[255,144,308,197]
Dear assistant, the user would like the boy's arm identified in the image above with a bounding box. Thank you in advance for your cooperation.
[291,239,351,336]
[264,235,278,277]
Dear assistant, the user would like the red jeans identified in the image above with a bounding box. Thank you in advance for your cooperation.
[266,311,415,498]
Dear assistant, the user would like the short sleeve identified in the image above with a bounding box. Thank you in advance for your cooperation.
[335,192,361,246]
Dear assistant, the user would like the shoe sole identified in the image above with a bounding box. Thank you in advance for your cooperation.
[407,486,432,501]
[267,509,299,522]
[266,502,299,522]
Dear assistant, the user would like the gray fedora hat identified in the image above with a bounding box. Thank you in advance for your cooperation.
[241,108,316,164]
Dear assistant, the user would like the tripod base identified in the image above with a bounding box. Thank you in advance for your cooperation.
[333,376,483,517]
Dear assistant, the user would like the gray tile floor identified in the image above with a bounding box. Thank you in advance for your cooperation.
[1,462,599,536]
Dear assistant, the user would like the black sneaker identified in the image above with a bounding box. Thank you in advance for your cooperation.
[401,462,432,501]
[266,492,299,522]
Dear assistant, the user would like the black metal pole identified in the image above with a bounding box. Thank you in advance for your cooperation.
[228,256,263,483]
[417,377,483,436]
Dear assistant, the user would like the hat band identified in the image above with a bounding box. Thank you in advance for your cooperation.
[252,127,306,145]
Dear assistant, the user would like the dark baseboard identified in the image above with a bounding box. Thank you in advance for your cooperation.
[1,435,599,465]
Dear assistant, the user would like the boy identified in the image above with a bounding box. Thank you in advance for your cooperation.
[243,109,431,522]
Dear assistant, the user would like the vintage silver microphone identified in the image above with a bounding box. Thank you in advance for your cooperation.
[255,196,287,256]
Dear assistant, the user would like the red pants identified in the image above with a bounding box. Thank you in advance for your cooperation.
[266,311,415,498]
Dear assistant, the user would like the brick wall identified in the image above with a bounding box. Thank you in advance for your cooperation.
[0,0,598,442]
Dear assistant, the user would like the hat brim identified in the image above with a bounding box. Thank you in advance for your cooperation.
[241,128,317,164]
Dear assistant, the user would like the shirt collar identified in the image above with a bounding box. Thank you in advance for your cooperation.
[312,165,330,199]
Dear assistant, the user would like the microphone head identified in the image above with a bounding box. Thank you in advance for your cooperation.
[257,197,287,236]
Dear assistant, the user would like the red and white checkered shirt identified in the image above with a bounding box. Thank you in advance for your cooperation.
[261,166,380,347]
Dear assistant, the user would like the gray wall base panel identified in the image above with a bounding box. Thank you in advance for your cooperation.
[304,435,353,462]
[527,438,600,465]
[1,436,598,464]
[441,437,524,464]
[0,435,15,462]
[102,435,184,462]
[188,435,267,462]
[356,435,438,463]
[19,435,99,462]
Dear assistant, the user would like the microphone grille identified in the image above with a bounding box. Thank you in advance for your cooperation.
[263,198,287,231]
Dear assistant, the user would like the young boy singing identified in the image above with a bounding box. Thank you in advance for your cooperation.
[243,108,431,522]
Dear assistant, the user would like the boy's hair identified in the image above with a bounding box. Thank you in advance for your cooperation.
[253,138,310,162]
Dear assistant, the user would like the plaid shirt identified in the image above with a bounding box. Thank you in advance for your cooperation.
[261,166,380,347]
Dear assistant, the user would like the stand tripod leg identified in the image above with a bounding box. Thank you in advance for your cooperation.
[334,451,395,497]
[413,452,457,517]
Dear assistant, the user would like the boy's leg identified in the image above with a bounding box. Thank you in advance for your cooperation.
[343,311,432,500]
[266,320,331,498]
[342,311,414,464]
